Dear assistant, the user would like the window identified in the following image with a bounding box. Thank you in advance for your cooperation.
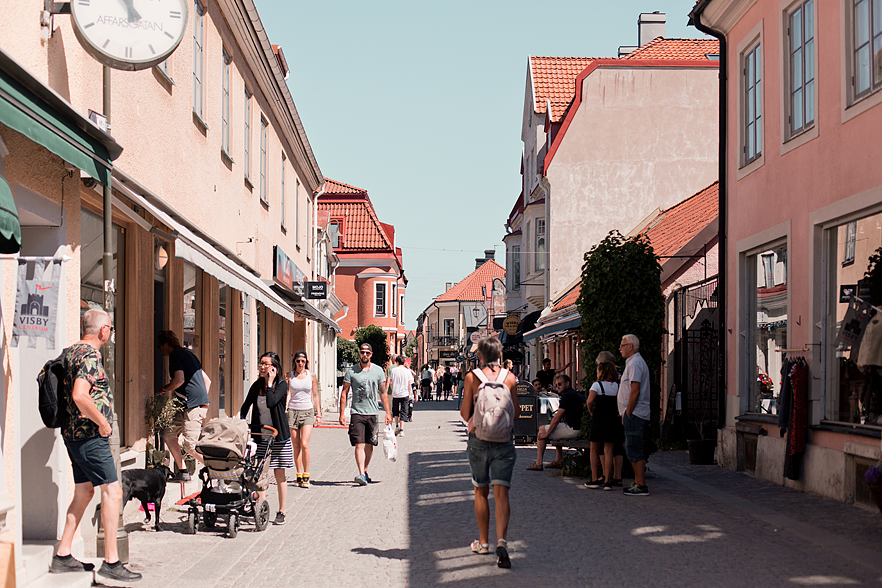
[221,48,231,156]
[443,319,454,337]
[295,179,300,248]
[843,221,857,266]
[742,42,763,165]
[243,87,251,182]
[259,117,267,203]
[281,154,286,230]
[852,0,882,100]
[329,220,341,248]
[747,243,787,415]
[826,211,882,426]
[535,219,547,271]
[192,0,204,120]
[375,283,387,317]
[786,0,815,138]
[512,246,521,290]
[525,154,531,193]
[400,294,405,326]
[306,195,312,261]
[391,284,397,317]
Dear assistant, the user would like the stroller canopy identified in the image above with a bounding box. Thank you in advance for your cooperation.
[195,417,250,470]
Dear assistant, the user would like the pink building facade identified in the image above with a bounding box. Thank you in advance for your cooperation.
[694,0,882,505]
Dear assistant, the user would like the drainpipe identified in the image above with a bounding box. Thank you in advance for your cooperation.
[689,0,728,431]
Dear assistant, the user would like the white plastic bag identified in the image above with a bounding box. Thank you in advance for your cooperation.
[383,424,398,462]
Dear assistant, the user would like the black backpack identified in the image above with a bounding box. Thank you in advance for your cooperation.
[37,351,67,429]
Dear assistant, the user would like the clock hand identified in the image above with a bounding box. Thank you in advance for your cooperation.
[121,0,141,22]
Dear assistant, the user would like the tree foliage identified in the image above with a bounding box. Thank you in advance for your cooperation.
[577,230,665,460]
[403,336,417,359]
[355,325,391,368]
[337,336,359,369]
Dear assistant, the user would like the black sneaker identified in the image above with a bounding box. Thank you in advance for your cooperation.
[364,471,372,484]
[98,561,142,582]
[274,512,286,525]
[169,471,191,482]
[623,482,649,496]
[49,554,94,573]
[611,478,623,487]
[584,479,604,489]
[603,481,613,491]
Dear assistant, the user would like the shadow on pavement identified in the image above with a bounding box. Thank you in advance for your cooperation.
[351,547,410,560]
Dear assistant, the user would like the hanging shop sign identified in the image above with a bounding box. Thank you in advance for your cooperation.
[306,281,327,300]
[503,315,520,335]
[273,246,308,295]
[439,350,457,359]
[12,258,61,349]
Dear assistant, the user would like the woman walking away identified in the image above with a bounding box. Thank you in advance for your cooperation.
[461,337,520,569]
[287,350,320,488]
[585,351,623,490]
[241,351,293,525]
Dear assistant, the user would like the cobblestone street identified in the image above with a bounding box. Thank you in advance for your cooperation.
[97,403,882,587]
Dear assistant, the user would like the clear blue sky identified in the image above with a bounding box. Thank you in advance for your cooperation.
[253,0,708,330]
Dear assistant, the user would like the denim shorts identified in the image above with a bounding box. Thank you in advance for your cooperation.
[467,433,516,488]
[623,413,648,463]
[64,435,117,486]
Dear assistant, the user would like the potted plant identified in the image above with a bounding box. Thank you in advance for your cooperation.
[144,393,184,468]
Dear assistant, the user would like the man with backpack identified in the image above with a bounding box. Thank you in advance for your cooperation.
[51,309,141,582]
[459,337,519,569]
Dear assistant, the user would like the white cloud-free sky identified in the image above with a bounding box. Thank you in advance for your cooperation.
[253,0,709,330]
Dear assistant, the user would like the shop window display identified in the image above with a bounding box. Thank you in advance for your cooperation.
[829,211,882,427]
[748,243,787,414]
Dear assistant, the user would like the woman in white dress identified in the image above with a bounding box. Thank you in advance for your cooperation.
[287,350,321,488]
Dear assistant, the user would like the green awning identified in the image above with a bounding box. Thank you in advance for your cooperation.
[0,176,20,254]
[0,56,118,186]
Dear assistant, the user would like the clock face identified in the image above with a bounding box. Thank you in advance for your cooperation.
[71,0,189,71]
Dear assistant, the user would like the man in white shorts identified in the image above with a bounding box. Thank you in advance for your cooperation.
[526,374,584,470]
[387,355,414,435]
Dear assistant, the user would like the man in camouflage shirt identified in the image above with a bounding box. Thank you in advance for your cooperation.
[51,309,141,582]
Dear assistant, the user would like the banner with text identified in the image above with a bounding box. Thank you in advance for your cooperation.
[13,258,62,349]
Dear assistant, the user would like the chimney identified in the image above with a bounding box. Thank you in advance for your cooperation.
[475,249,495,270]
[475,258,485,270]
[445,282,452,292]
[618,46,638,57]
[638,12,666,47]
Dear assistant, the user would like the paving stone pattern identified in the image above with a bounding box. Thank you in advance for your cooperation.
[95,403,882,587]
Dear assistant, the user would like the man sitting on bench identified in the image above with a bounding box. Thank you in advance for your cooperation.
[526,374,584,470]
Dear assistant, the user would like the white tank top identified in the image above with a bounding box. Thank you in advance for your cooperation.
[288,370,314,410]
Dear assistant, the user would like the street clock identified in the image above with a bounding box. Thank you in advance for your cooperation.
[71,0,189,71]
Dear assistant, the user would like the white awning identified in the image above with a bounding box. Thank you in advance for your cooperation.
[112,177,300,324]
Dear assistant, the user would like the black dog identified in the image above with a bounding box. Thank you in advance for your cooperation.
[121,465,171,531]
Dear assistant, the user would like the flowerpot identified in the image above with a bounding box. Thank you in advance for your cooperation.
[687,439,717,465]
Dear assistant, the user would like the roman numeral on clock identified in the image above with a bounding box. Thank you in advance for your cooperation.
[78,0,89,5]
[170,10,181,18]
[149,44,155,55]
[125,47,132,58]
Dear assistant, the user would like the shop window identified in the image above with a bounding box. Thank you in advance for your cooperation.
[843,221,857,266]
[183,261,201,357]
[219,283,228,413]
[80,208,125,439]
[827,211,882,426]
[747,243,787,415]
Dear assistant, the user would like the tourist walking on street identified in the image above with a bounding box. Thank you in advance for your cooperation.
[585,351,623,490]
[157,330,211,482]
[526,374,583,471]
[52,309,141,582]
[442,366,453,400]
[619,334,651,496]
[387,355,414,435]
[241,352,293,524]
[287,350,320,488]
[339,343,391,486]
[460,337,520,569]
[435,366,445,400]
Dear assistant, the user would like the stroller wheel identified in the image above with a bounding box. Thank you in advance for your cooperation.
[227,513,238,538]
[203,512,217,529]
[254,499,270,532]
[186,510,198,535]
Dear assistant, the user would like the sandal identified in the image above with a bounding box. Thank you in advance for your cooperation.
[545,460,563,469]
[470,539,490,555]
[525,463,544,471]
[496,539,511,568]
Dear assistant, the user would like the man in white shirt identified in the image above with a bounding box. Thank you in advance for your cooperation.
[618,333,651,496]
[388,355,415,435]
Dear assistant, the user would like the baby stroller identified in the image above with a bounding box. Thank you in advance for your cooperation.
[185,417,277,538]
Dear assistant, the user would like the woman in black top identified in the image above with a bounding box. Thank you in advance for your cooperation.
[585,351,623,490]
[240,351,292,525]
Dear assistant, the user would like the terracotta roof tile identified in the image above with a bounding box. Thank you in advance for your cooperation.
[317,178,393,251]
[435,260,506,303]
[551,283,580,312]
[530,56,595,122]
[624,38,720,61]
[642,182,719,259]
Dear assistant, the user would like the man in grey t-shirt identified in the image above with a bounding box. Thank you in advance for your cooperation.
[618,333,651,496]
[340,343,391,486]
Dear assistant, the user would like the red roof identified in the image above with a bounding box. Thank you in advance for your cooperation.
[435,260,506,302]
[317,178,393,251]
[624,38,721,61]
[551,283,580,312]
[530,56,595,122]
[642,182,719,258]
